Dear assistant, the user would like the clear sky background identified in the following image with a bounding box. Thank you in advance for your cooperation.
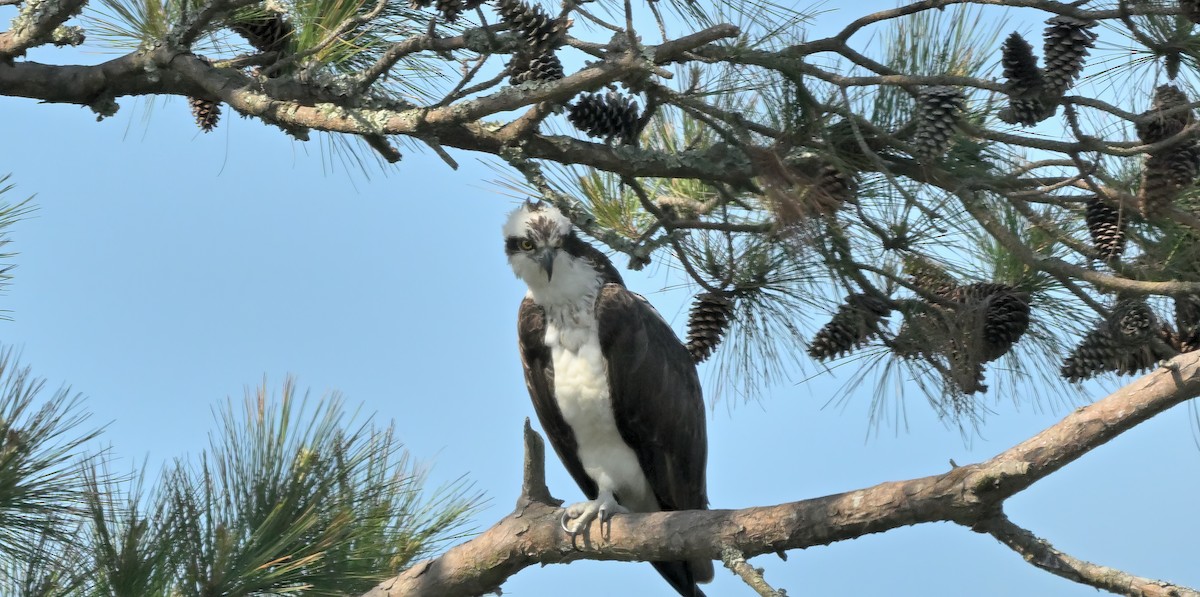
[2,1,1199,595]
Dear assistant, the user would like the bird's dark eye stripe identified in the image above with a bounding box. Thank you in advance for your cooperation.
[505,237,539,254]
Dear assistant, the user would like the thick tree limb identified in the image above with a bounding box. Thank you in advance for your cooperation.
[0,28,752,183]
[360,353,1200,597]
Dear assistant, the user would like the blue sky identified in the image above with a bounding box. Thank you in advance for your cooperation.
[2,1,1199,595]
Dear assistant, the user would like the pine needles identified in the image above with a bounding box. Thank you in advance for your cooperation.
[0,376,481,597]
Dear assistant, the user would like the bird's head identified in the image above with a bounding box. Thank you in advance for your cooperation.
[503,201,573,288]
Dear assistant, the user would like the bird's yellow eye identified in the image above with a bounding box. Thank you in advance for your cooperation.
[519,239,535,251]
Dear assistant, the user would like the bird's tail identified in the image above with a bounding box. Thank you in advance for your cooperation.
[652,559,714,597]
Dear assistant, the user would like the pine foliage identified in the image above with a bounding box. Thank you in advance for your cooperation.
[0,378,480,596]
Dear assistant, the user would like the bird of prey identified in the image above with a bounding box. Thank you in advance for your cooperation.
[504,201,712,597]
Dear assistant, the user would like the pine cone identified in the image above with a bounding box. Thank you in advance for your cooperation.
[495,0,566,52]
[567,91,641,144]
[1109,299,1157,345]
[812,164,858,211]
[189,97,221,132]
[903,256,958,299]
[1062,301,1170,381]
[807,294,891,360]
[1138,144,1200,217]
[979,288,1031,362]
[1136,85,1193,145]
[1183,0,1200,24]
[435,0,465,21]
[1060,326,1122,381]
[998,98,1052,127]
[946,283,1030,363]
[686,293,734,363]
[996,27,1046,125]
[910,86,965,162]
[1001,32,1043,99]
[1084,198,1127,261]
[1174,295,1200,352]
[1041,16,1098,99]
[230,13,293,55]
[508,50,564,85]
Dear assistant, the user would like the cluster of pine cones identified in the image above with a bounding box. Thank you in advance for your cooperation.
[1067,81,1200,380]
[1060,299,1174,382]
[890,266,1030,394]
[180,0,648,146]
[997,16,1097,126]
[1135,85,1200,218]
[791,257,1031,395]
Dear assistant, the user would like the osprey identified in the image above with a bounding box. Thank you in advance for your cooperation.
[504,202,713,597]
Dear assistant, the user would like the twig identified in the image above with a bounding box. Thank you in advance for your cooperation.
[720,546,786,597]
[421,139,459,170]
[622,176,725,293]
[980,514,1200,597]
[434,54,492,108]
[361,134,402,163]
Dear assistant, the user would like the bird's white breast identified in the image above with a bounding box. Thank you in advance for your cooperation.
[543,304,656,512]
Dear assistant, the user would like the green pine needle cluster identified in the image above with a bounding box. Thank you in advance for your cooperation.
[0,372,480,597]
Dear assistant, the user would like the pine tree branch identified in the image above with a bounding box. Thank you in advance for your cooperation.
[823,0,1175,46]
[979,514,1200,597]
[953,188,1200,297]
[0,0,87,59]
[359,352,1200,597]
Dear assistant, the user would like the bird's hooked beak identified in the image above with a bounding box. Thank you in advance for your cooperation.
[536,248,557,281]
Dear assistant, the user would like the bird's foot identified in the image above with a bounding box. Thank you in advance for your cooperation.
[560,491,628,541]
